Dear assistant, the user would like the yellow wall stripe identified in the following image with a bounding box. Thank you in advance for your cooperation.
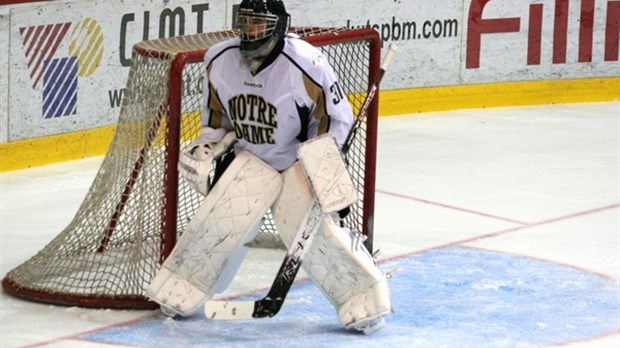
[0,126,116,172]
[1,77,618,173]
[379,77,619,115]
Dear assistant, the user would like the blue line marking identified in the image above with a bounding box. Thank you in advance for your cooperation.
[82,246,619,347]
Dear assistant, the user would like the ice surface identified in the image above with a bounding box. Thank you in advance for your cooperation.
[1,103,618,348]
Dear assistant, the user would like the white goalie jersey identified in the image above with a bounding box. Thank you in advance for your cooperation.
[202,34,355,171]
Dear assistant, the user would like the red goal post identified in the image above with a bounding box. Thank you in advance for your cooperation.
[2,27,382,309]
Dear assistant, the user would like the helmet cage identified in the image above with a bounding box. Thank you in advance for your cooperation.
[237,10,280,51]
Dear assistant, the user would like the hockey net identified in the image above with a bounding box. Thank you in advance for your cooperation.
[2,27,381,309]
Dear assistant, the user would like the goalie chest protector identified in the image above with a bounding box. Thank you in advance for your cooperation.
[203,35,354,171]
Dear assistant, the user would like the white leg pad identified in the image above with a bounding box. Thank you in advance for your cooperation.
[146,151,282,316]
[297,134,358,214]
[308,218,392,329]
[273,163,391,330]
[271,162,315,246]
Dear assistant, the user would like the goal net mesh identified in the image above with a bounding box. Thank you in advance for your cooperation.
[2,27,381,309]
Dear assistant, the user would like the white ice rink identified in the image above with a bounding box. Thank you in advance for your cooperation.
[1,102,619,347]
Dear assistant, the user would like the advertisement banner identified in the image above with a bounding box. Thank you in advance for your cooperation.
[290,0,618,88]
[461,0,619,83]
[290,0,464,90]
[7,0,226,140]
[2,0,618,142]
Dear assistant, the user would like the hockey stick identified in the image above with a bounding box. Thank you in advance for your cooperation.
[204,44,398,320]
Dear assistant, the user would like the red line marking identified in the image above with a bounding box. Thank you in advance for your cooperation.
[381,201,620,275]
[459,203,620,244]
[15,312,159,348]
[376,189,530,225]
[547,329,620,347]
[377,189,619,260]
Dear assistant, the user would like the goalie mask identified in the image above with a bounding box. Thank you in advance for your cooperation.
[237,0,290,65]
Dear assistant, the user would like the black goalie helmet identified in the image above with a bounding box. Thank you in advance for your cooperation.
[237,0,290,51]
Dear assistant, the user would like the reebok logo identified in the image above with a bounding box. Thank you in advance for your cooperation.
[243,81,263,89]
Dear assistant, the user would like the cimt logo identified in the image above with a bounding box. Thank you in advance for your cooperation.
[19,18,104,119]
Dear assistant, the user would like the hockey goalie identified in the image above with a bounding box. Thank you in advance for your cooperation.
[145,0,392,334]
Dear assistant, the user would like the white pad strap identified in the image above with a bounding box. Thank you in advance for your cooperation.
[146,151,282,316]
[297,134,357,213]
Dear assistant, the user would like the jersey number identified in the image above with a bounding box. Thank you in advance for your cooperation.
[330,82,345,105]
